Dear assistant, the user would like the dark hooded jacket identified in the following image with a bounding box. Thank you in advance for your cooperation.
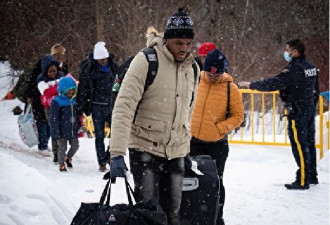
[37,54,64,109]
[26,57,68,122]
[50,76,80,141]
[76,53,118,116]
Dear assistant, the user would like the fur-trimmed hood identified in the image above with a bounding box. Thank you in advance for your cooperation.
[146,29,164,48]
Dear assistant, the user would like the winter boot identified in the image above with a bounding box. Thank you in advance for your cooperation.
[309,176,319,185]
[99,164,107,172]
[285,181,309,190]
[59,164,67,172]
[37,150,52,157]
[66,158,73,168]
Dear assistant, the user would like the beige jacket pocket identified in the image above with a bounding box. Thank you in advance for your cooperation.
[134,118,165,143]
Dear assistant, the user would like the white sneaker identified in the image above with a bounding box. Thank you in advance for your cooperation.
[37,150,52,157]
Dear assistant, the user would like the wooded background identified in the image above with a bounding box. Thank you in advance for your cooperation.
[0,0,328,92]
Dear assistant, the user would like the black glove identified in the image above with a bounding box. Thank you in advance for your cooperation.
[105,146,111,164]
[84,110,91,117]
[110,155,128,179]
[184,155,192,170]
[103,171,111,180]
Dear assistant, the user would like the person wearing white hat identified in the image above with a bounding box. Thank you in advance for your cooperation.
[76,41,118,172]
[93,42,109,60]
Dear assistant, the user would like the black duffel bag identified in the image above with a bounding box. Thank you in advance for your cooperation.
[71,177,167,225]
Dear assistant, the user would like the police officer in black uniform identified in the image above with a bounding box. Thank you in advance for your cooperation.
[239,39,319,190]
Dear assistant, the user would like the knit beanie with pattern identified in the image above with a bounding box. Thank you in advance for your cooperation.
[164,8,194,39]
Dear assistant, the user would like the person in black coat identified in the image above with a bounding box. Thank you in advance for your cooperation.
[76,41,118,172]
[37,54,65,161]
[239,39,319,190]
[26,44,69,158]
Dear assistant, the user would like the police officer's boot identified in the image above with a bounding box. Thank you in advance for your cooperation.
[285,181,309,190]
[285,168,310,190]
[309,176,319,185]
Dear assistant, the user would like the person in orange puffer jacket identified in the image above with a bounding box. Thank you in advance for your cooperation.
[190,49,244,225]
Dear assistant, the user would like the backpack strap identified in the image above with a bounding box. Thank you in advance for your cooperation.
[133,47,159,123]
[108,53,119,76]
[189,62,198,107]
[142,47,158,91]
[192,62,198,86]
[226,82,231,119]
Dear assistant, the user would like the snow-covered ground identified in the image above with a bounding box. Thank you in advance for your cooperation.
[0,99,329,225]
[0,62,329,225]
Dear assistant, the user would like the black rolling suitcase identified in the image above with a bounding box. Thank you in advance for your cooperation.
[180,155,220,225]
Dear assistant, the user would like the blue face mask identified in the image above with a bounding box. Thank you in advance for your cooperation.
[283,51,292,62]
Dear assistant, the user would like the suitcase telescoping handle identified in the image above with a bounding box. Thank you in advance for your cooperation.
[182,177,199,191]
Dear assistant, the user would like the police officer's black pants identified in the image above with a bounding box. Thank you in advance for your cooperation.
[129,149,184,225]
[287,105,317,186]
[190,138,229,223]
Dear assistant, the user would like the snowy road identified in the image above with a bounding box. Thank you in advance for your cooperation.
[0,99,329,225]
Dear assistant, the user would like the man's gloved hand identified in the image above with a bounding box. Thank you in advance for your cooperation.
[184,155,192,170]
[110,155,128,179]
[103,171,111,180]
[84,111,91,117]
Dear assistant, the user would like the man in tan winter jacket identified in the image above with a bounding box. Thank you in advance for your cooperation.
[109,8,199,225]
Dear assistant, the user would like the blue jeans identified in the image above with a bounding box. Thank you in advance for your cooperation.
[36,121,50,150]
[91,104,111,165]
